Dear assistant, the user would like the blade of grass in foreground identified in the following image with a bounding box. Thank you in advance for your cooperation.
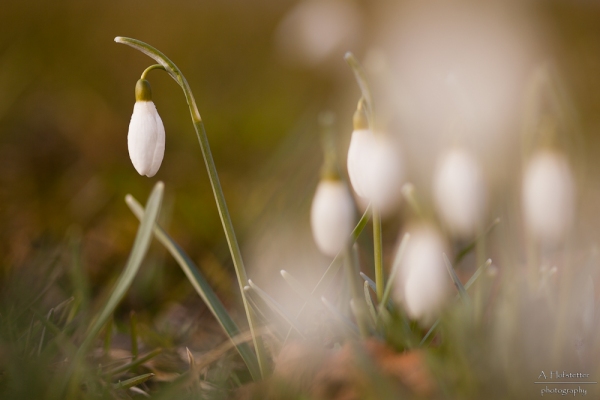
[125,195,261,381]
[81,182,164,352]
[62,182,164,398]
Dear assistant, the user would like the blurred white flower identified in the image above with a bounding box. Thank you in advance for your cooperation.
[275,0,361,68]
[128,79,165,178]
[363,135,405,215]
[347,128,373,198]
[522,150,575,245]
[347,130,404,216]
[433,148,486,237]
[394,224,450,324]
[310,179,355,257]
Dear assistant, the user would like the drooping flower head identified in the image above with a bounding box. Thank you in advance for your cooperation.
[128,79,165,177]
[433,148,486,238]
[522,150,575,245]
[311,114,355,257]
[310,178,355,257]
[394,224,451,324]
[346,100,404,215]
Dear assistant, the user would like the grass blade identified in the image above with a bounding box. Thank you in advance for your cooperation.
[420,259,491,347]
[105,348,163,377]
[363,281,378,325]
[360,272,377,293]
[79,182,164,354]
[443,253,470,305]
[125,195,261,381]
[380,233,410,310]
[454,218,500,265]
[113,373,154,390]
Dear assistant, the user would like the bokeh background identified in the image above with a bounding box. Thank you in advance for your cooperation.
[1,0,600,321]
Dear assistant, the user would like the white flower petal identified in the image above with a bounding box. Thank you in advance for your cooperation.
[394,224,450,324]
[310,180,355,256]
[347,129,374,198]
[363,136,404,214]
[522,150,575,245]
[128,101,165,177]
[433,148,486,237]
[347,130,404,215]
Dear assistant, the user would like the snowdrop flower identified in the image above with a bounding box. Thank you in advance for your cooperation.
[433,148,486,237]
[394,224,450,324]
[522,150,575,245]
[310,178,355,257]
[347,102,404,215]
[275,0,361,68]
[128,79,165,177]
[363,135,405,215]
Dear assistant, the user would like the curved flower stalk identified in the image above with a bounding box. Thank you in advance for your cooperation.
[115,37,267,379]
[128,79,165,177]
[522,149,575,245]
[433,148,486,238]
[394,224,451,324]
[310,179,355,257]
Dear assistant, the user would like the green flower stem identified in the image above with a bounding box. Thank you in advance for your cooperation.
[115,37,268,378]
[141,64,166,80]
[344,246,369,338]
[373,208,384,301]
[345,52,384,302]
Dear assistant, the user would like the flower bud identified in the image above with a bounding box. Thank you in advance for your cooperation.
[347,99,404,214]
[394,224,450,324]
[347,127,373,198]
[127,79,165,177]
[310,179,355,256]
[522,150,575,245]
[432,148,486,237]
[362,136,404,215]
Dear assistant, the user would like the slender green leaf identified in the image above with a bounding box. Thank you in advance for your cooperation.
[37,308,54,356]
[443,253,470,305]
[454,218,500,265]
[380,233,410,309]
[464,259,492,290]
[360,272,377,293]
[79,182,163,355]
[420,259,491,347]
[344,52,373,118]
[125,195,260,381]
[419,319,440,347]
[363,281,378,325]
[105,348,163,377]
[113,373,154,390]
